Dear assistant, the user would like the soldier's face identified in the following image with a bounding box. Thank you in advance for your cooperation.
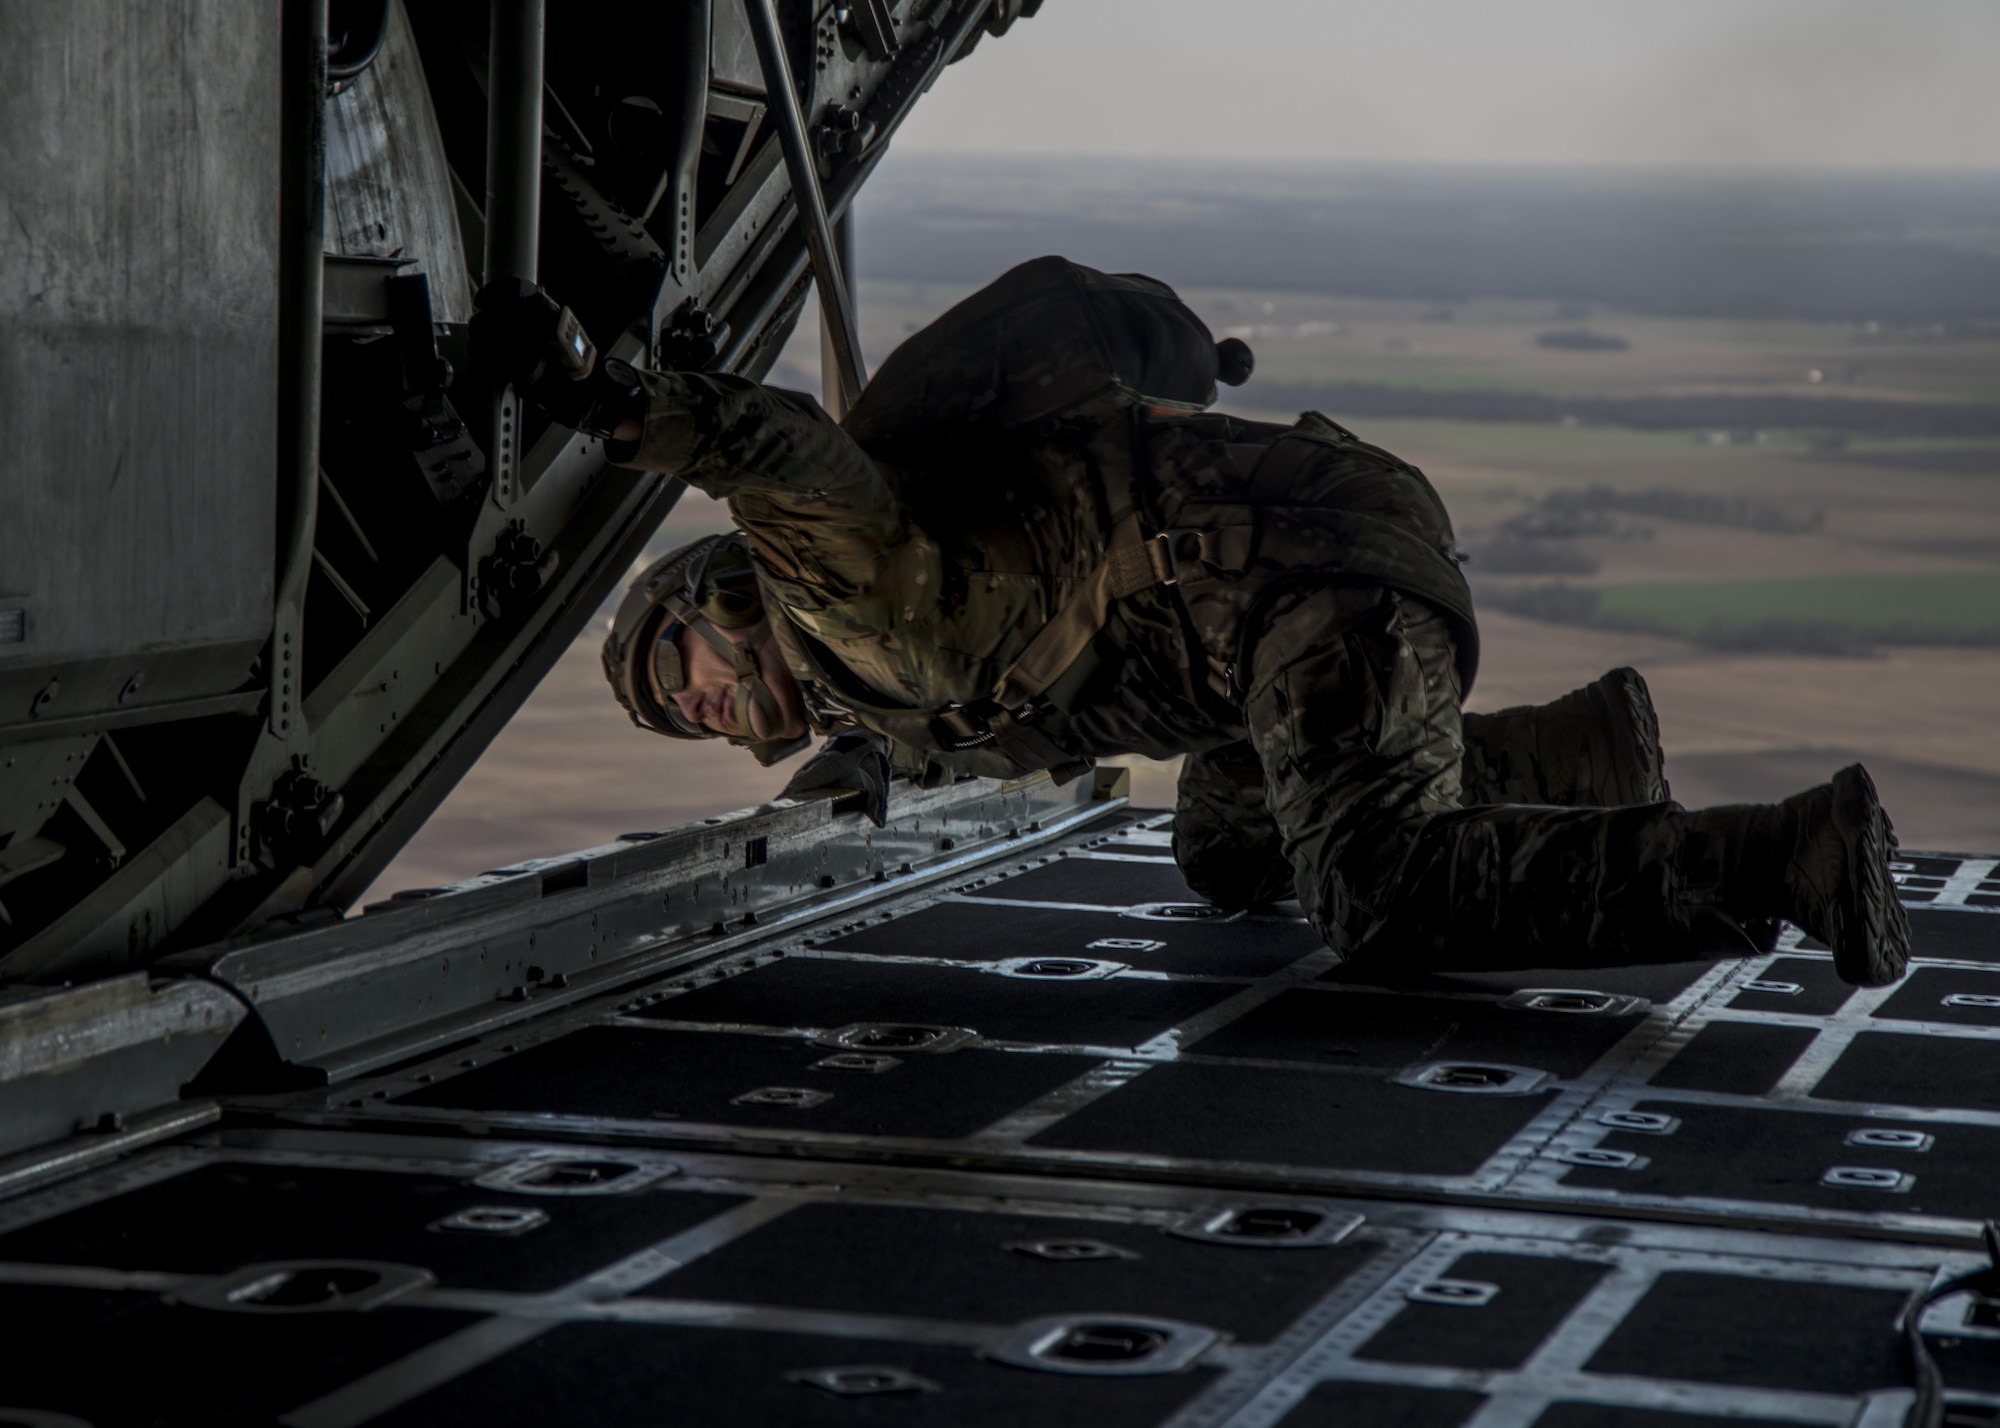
[663,625,807,743]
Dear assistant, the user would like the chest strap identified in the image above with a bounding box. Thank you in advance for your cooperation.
[931,428,1254,770]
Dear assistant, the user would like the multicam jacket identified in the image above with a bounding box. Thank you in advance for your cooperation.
[619,368,1478,780]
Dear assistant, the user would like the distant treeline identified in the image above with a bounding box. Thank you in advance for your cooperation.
[1471,486,1825,575]
[1236,381,2000,438]
[1479,582,2000,657]
[861,157,2000,323]
[1513,485,1823,537]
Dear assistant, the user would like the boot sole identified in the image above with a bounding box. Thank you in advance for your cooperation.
[1589,667,1672,805]
[1826,763,1911,986]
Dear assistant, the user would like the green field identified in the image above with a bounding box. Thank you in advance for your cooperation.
[1596,571,2000,638]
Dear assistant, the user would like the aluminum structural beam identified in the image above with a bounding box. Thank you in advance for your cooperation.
[819,208,857,418]
[271,0,328,743]
[482,0,545,287]
[480,0,545,515]
[745,0,868,413]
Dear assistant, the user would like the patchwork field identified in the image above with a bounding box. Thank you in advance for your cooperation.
[1593,571,2000,638]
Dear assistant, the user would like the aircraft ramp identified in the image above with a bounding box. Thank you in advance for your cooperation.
[0,776,1995,1425]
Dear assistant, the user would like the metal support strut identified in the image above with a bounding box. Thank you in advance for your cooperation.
[483,0,544,288]
[271,0,328,741]
[819,207,856,418]
[745,0,867,413]
[482,0,544,515]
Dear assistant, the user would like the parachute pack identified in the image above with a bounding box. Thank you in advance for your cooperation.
[840,255,1251,452]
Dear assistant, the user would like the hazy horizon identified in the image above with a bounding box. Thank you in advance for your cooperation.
[868,148,2000,179]
[848,153,2000,325]
[897,0,2000,171]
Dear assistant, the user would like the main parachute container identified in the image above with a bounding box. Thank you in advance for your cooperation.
[842,256,1234,451]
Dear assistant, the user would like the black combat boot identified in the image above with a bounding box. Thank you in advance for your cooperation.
[1683,764,1910,986]
[1461,667,1670,808]
[1779,764,1911,986]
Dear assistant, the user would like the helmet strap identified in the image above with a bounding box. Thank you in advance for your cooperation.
[684,613,785,736]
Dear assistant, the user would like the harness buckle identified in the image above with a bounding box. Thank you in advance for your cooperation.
[932,701,994,750]
[1151,528,1209,586]
[931,694,1058,755]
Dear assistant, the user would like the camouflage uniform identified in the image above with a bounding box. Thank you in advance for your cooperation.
[618,373,1769,971]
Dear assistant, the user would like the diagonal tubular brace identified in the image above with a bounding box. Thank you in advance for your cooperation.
[482,0,544,288]
[745,0,868,412]
[482,0,544,516]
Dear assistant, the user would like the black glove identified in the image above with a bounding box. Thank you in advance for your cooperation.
[780,730,892,828]
[469,279,643,440]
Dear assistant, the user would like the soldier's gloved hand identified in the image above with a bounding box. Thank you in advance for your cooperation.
[780,730,892,828]
[469,279,644,441]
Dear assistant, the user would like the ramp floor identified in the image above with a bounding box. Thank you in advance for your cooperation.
[2,810,1997,1425]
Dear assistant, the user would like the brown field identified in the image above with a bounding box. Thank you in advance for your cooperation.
[367,288,2000,901]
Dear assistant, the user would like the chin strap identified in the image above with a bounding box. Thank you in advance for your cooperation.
[682,612,786,737]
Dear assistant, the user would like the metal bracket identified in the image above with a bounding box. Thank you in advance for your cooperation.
[1008,1238,1141,1262]
[1396,1062,1551,1096]
[428,1205,550,1235]
[1551,1147,1650,1171]
[1124,902,1235,923]
[812,1052,901,1073]
[787,1366,939,1396]
[177,1260,433,1314]
[1599,1110,1681,1135]
[1407,1278,1501,1307]
[1845,1128,1934,1152]
[813,1022,975,1054]
[732,1085,833,1109]
[985,1315,1221,1376]
[987,956,1126,981]
[1502,988,1648,1017]
[473,1153,678,1196]
[1821,1166,1915,1192]
[1169,1203,1365,1249]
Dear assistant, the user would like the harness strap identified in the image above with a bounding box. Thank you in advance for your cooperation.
[982,428,1260,720]
[986,508,1160,714]
[910,413,1477,768]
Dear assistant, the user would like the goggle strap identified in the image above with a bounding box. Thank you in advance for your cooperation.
[685,614,739,662]
[734,672,784,732]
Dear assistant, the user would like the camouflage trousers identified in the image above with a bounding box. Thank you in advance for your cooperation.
[1172,585,1763,970]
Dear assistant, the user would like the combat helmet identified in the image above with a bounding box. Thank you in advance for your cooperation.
[602,533,811,765]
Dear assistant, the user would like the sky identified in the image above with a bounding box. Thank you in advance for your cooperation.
[894,0,2000,169]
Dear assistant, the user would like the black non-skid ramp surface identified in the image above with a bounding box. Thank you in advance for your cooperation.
[372,1324,1222,1428]
[399,1024,1105,1140]
[960,851,1211,907]
[0,1160,747,1292]
[819,898,1324,978]
[642,1200,1379,1337]
[1559,1100,2000,1221]
[626,954,1237,1045]
[262,823,2000,1239]
[1,1130,1995,1427]
[0,1285,481,1426]
[6,813,2000,1422]
[1025,1062,1561,1177]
